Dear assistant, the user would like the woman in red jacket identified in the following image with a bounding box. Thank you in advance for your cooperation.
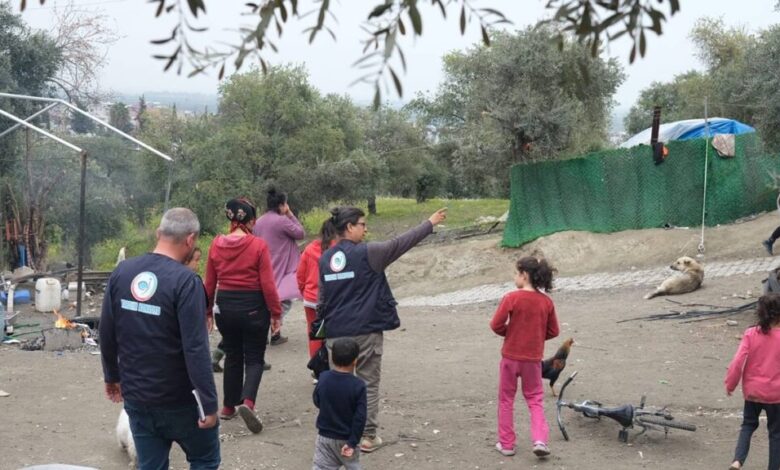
[205,197,282,434]
[296,220,337,361]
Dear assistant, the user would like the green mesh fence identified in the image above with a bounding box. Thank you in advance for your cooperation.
[502,134,780,247]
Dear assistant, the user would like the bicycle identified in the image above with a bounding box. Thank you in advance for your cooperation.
[555,371,697,443]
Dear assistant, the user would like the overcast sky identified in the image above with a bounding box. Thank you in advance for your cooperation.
[17,0,780,111]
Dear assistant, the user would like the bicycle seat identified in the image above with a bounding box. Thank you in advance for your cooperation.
[599,404,634,428]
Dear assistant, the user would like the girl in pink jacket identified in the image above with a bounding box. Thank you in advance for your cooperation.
[725,293,780,470]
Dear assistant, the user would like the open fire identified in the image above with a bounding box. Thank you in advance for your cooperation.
[53,309,76,329]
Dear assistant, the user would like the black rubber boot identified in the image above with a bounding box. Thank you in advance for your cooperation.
[763,239,775,256]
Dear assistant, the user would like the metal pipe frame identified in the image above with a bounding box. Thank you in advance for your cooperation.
[0,93,174,318]
[0,108,83,152]
[0,102,60,140]
[0,92,173,162]
[0,107,88,316]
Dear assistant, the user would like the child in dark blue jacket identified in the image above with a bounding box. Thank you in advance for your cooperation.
[312,338,367,470]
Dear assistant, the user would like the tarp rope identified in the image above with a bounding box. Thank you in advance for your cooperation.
[698,99,710,256]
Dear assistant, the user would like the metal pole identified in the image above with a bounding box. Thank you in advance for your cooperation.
[0,108,83,152]
[0,93,57,103]
[0,94,173,308]
[698,97,710,256]
[164,159,174,212]
[58,100,173,162]
[0,93,173,162]
[0,187,5,271]
[76,150,87,318]
[0,102,60,140]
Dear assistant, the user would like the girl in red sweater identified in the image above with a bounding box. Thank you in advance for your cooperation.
[490,256,559,459]
[296,220,337,361]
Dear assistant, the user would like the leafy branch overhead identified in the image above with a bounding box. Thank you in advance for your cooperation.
[22,0,682,105]
[543,0,681,62]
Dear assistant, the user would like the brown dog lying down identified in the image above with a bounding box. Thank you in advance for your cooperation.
[644,256,704,299]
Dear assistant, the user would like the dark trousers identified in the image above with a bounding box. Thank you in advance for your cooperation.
[770,226,780,243]
[124,400,220,470]
[733,400,780,469]
[215,304,270,407]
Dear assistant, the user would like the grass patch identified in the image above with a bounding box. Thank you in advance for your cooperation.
[87,197,508,269]
[92,220,158,271]
[299,197,508,240]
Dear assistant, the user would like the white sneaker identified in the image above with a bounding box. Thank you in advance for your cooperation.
[495,443,515,456]
[532,442,550,458]
[359,435,383,453]
[237,404,263,434]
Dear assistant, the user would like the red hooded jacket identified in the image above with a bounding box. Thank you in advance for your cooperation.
[297,239,325,304]
[205,234,282,319]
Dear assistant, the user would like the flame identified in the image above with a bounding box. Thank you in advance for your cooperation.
[53,309,76,329]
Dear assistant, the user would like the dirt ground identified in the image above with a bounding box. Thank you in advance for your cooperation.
[2,212,779,469]
[389,211,779,298]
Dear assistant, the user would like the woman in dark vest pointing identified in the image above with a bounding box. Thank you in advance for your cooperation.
[318,206,447,453]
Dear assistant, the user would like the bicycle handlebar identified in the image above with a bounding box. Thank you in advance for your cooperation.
[556,371,578,441]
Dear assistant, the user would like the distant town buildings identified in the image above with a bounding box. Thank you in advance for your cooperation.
[43,96,205,135]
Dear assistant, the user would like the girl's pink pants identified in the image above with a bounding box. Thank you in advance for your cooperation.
[497,357,549,449]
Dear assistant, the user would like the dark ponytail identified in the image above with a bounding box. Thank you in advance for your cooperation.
[266,187,287,213]
[756,293,780,334]
[320,208,340,247]
[183,246,201,265]
[320,206,365,247]
[516,256,556,292]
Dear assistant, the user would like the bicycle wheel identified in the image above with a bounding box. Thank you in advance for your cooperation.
[636,415,697,431]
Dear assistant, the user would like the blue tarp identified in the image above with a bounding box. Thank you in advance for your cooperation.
[620,118,756,148]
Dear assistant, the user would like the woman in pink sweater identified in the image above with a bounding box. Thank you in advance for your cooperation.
[725,293,780,470]
[252,188,304,344]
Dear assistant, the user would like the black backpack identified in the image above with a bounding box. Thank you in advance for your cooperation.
[307,343,330,379]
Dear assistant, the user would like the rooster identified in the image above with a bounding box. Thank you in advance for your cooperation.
[541,338,574,397]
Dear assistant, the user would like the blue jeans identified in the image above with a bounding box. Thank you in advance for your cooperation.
[124,400,220,470]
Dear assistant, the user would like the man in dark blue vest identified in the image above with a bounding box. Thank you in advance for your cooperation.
[318,206,447,453]
[100,208,220,469]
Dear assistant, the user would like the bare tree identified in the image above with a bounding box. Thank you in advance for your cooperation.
[47,1,119,103]
[4,130,68,271]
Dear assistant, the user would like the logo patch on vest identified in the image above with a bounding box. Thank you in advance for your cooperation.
[330,251,347,272]
[131,271,158,302]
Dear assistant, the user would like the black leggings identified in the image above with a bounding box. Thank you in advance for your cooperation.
[770,227,780,243]
[733,400,780,469]
[215,290,270,407]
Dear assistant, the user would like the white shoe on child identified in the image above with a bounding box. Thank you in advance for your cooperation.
[495,443,515,456]
[532,442,550,458]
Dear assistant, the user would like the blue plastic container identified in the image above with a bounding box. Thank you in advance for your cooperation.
[0,289,31,304]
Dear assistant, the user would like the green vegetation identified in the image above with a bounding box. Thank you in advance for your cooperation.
[625,16,780,151]
[88,197,507,270]
[299,197,508,241]
[37,0,677,106]
[0,4,645,271]
[409,27,624,195]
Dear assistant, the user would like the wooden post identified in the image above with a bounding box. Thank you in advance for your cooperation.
[76,150,87,318]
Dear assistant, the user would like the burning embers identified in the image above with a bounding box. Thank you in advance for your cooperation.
[19,309,99,351]
[53,309,77,329]
[43,309,95,351]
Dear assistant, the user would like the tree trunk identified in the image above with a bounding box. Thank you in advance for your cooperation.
[4,184,21,269]
[24,205,48,271]
[367,195,377,215]
[19,129,52,271]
